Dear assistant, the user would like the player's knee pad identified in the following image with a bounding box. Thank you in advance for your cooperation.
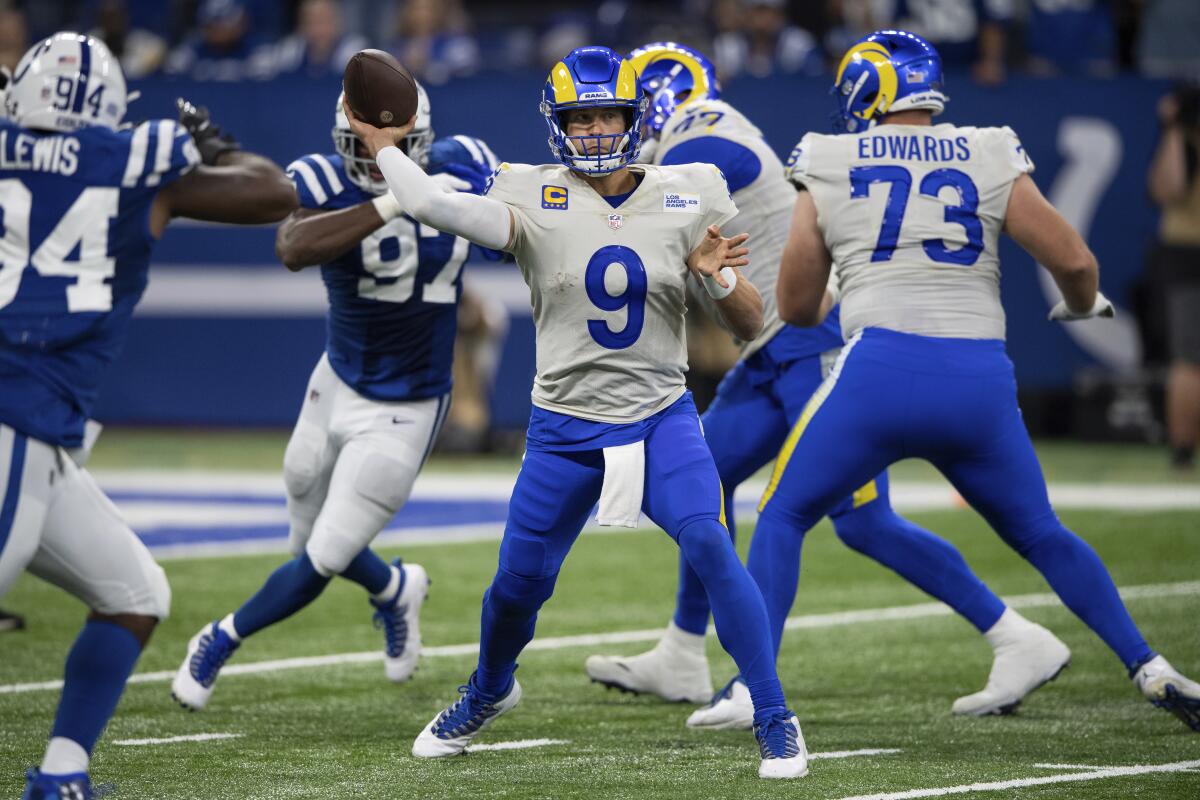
[831,505,886,553]
[352,450,418,512]
[676,517,734,564]
[283,420,329,499]
[488,567,557,615]
[122,562,171,620]
[304,534,354,577]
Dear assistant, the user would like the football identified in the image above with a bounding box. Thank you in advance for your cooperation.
[342,49,419,128]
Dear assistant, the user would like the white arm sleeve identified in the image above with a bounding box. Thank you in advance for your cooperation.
[376,146,512,251]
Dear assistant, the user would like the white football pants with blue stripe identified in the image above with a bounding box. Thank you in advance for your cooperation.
[282,355,449,575]
[0,424,170,617]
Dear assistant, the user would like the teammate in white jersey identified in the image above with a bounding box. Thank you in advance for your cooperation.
[586,41,1071,728]
[760,29,1200,731]
[345,45,808,778]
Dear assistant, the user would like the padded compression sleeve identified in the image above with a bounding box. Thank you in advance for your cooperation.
[376,145,512,251]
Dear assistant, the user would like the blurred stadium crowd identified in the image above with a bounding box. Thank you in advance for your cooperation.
[3,0,1199,86]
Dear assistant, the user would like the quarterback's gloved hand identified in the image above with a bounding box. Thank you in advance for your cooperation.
[176,97,240,166]
[1048,291,1116,321]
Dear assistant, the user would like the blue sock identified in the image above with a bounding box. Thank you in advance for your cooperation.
[833,504,1006,633]
[232,553,331,638]
[51,620,142,754]
[678,518,786,725]
[672,485,734,635]
[1017,519,1153,671]
[475,568,555,701]
[745,505,806,657]
[340,548,394,596]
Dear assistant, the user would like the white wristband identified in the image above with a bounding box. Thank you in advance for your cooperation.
[371,191,403,221]
[702,267,738,300]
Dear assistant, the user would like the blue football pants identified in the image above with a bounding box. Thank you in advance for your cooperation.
[752,329,1152,671]
[674,345,1007,641]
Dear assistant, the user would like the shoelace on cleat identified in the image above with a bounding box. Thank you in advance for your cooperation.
[432,683,501,739]
[372,599,410,658]
[754,714,800,760]
[706,675,743,707]
[190,627,236,688]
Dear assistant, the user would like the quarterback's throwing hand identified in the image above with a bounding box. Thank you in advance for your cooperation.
[1048,291,1116,322]
[688,225,750,289]
[342,98,417,159]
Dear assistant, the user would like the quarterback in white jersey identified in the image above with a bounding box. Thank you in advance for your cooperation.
[346,45,809,778]
[586,42,1072,728]
[762,30,1200,732]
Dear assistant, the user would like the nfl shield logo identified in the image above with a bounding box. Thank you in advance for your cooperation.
[607,214,623,231]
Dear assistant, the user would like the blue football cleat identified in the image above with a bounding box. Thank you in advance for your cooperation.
[22,769,91,800]
[171,621,239,711]
[754,711,809,779]
[371,560,430,683]
[412,672,522,757]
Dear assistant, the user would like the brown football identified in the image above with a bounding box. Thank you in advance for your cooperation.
[342,49,419,128]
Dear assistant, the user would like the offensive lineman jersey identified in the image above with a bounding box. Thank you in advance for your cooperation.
[287,135,499,402]
[485,161,736,423]
[654,98,842,360]
[0,118,200,447]
[787,124,1034,341]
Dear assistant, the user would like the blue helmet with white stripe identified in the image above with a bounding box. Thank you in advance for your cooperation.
[334,82,432,194]
[6,32,127,132]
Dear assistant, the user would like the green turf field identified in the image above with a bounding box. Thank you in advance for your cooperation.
[2,482,1198,798]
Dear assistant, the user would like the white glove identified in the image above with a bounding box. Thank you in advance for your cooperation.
[371,191,403,221]
[430,172,473,193]
[1048,290,1115,321]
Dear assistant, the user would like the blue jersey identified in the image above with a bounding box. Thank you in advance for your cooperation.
[0,118,200,447]
[286,135,499,402]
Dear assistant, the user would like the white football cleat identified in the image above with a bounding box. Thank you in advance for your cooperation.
[412,674,523,758]
[585,621,712,704]
[952,609,1070,716]
[687,676,754,730]
[1133,655,1200,731]
[755,713,809,779]
[372,560,430,683]
[171,619,240,711]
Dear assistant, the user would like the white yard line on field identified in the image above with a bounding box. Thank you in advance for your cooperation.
[812,749,903,760]
[465,739,569,752]
[3,580,1198,696]
[834,759,1200,800]
[113,733,243,747]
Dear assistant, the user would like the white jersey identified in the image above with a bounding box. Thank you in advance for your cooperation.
[654,99,797,358]
[485,161,737,422]
[787,123,1034,341]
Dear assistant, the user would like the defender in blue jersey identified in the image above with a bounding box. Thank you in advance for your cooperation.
[767,30,1200,731]
[586,42,1069,728]
[0,33,296,800]
[171,85,502,711]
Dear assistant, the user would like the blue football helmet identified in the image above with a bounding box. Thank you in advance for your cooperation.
[540,46,648,175]
[832,30,947,133]
[626,42,721,140]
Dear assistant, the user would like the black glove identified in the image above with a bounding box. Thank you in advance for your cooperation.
[176,97,240,166]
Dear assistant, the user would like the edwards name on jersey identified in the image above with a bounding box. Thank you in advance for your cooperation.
[787,123,1034,342]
